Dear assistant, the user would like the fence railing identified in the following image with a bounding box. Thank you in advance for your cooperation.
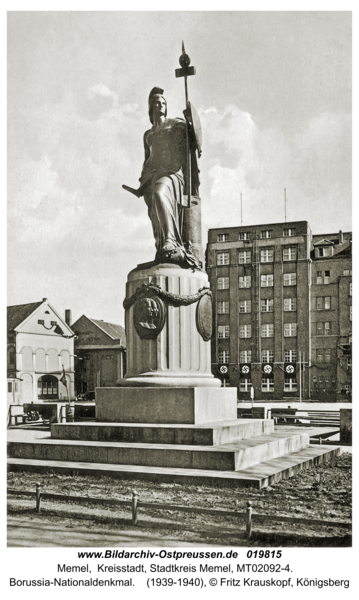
[268,409,340,427]
[8,485,351,539]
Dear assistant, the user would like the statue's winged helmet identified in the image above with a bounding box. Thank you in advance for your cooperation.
[148,87,166,124]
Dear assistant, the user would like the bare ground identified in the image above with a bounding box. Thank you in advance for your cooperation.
[7,453,352,547]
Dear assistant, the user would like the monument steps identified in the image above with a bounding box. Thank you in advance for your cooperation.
[7,428,312,472]
[7,445,341,489]
[51,418,274,445]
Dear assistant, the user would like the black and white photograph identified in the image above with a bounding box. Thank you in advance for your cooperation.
[5,5,355,595]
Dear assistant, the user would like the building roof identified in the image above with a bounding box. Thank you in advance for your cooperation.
[88,318,126,343]
[313,239,335,246]
[7,301,43,331]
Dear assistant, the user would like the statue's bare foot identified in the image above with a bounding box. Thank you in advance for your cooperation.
[162,241,176,253]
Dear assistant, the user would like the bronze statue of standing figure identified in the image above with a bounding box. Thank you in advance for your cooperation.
[123,46,203,269]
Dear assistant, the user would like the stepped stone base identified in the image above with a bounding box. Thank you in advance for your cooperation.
[7,445,342,489]
[51,419,274,445]
[7,429,309,472]
[96,386,237,424]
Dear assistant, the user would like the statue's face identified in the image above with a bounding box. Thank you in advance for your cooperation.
[151,95,167,118]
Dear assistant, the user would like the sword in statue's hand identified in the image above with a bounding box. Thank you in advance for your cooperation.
[122,184,144,198]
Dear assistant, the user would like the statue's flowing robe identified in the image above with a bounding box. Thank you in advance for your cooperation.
[139,118,187,254]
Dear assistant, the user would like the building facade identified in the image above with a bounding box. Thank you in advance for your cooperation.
[310,231,352,401]
[71,315,126,395]
[7,299,76,408]
[206,221,352,401]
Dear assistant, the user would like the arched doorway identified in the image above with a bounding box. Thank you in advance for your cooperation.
[37,375,58,400]
[21,373,33,403]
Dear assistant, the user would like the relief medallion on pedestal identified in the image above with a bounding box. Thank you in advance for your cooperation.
[133,296,166,339]
[196,294,213,341]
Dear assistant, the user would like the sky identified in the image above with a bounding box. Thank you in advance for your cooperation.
[7,11,352,327]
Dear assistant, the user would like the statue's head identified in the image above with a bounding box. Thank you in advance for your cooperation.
[148,87,167,124]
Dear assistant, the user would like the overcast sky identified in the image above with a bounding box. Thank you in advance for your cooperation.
[7,11,351,327]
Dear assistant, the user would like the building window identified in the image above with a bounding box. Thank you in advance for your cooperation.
[284,379,297,391]
[313,376,317,383]
[239,276,251,288]
[38,375,58,399]
[284,350,297,363]
[317,322,323,335]
[217,276,229,290]
[8,382,12,393]
[318,247,331,257]
[324,270,330,284]
[284,323,297,337]
[349,336,352,345]
[317,349,323,363]
[350,282,352,296]
[350,306,352,321]
[324,322,331,335]
[347,356,352,369]
[239,350,252,363]
[343,270,350,276]
[261,324,274,338]
[262,350,274,363]
[38,319,44,325]
[261,274,274,287]
[239,325,252,338]
[261,299,273,312]
[283,273,296,286]
[217,233,229,242]
[218,325,230,339]
[284,298,296,311]
[260,249,274,262]
[262,379,274,392]
[316,296,331,310]
[345,384,351,393]
[239,300,251,313]
[316,271,323,284]
[283,247,297,261]
[218,301,229,314]
[316,297,323,310]
[218,350,230,364]
[283,228,296,237]
[325,349,331,363]
[239,232,249,240]
[217,252,230,265]
[9,351,15,366]
[261,230,273,239]
[239,379,252,392]
[238,250,251,264]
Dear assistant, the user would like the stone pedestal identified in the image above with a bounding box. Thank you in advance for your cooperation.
[117,263,220,388]
[96,386,237,424]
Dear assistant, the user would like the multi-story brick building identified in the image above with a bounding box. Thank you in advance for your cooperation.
[206,221,352,401]
[310,231,352,401]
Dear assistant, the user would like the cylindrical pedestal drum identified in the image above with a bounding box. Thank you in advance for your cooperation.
[117,263,220,387]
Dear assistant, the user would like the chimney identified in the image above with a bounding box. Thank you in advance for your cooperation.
[65,309,72,326]
[339,230,343,244]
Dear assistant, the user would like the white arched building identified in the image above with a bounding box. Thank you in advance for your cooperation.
[7,298,75,408]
